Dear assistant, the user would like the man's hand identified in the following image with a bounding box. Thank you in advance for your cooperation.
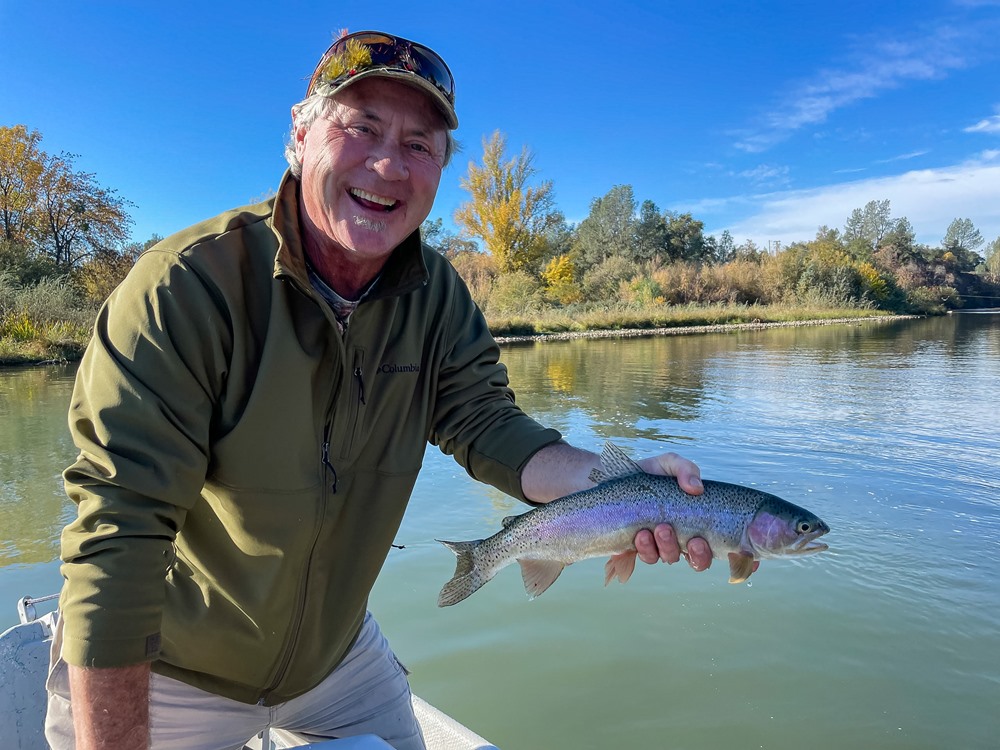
[623,451,760,578]
[633,451,713,571]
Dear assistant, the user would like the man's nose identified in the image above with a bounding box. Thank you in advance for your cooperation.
[366,144,409,180]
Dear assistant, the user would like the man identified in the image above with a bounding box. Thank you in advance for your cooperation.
[46,30,720,750]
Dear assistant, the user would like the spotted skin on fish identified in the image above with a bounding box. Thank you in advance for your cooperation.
[437,442,830,606]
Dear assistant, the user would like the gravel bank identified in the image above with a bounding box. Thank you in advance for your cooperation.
[493,315,921,345]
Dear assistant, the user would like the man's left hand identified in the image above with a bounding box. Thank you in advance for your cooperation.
[632,451,713,570]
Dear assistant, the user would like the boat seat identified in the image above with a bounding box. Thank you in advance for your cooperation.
[0,614,55,749]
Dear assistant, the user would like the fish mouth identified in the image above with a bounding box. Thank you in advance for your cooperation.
[788,529,830,555]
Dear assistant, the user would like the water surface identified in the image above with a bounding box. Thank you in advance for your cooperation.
[1,316,997,749]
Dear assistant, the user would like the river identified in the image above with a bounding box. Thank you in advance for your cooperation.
[1,314,998,749]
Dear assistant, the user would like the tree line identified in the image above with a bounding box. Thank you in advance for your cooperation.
[3,123,1000,363]
[425,131,1000,317]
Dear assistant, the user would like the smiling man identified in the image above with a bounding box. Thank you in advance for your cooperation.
[46,31,714,750]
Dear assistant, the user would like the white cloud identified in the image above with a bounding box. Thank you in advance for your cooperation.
[701,152,1000,247]
[965,114,1000,134]
[735,27,971,152]
[875,150,930,163]
[736,164,791,188]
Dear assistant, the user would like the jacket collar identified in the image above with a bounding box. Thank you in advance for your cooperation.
[271,170,429,301]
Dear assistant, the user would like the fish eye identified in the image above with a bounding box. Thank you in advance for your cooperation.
[797,521,812,533]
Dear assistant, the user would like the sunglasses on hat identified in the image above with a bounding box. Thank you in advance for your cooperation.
[306,31,457,127]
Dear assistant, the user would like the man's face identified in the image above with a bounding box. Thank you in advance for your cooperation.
[294,77,448,268]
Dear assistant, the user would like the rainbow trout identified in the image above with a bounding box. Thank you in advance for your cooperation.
[438,442,830,606]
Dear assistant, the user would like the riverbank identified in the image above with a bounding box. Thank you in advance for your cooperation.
[494,314,920,344]
[0,308,918,366]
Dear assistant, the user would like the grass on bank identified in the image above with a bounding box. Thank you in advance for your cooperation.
[485,302,893,338]
[0,274,91,365]
[0,299,896,366]
[0,314,87,364]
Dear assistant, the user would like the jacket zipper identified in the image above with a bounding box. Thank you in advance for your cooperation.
[258,334,346,705]
[340,348,366,460]
[321,422,338,493]
[257,466,328,704]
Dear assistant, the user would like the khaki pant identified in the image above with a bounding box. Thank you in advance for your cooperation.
[45,612,425,750]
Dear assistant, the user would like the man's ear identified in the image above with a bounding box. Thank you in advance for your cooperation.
[292,116,307,161]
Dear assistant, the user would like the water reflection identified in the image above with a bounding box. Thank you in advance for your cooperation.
[0,364,77,566]
[501,317,999,447]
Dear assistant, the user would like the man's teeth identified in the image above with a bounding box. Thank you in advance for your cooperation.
[350,188,397,209]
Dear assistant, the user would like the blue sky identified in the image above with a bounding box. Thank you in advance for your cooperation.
[2,0,999,252]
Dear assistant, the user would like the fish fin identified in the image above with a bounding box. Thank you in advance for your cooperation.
[604,550,638,586]
[437,539,488,607]
[728,551,756,584]
[517,558,568,599]
[600,442,646,479]
[588,467,608,484]
[500,514,520,528]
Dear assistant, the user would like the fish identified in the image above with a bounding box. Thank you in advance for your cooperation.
[437,442,830,606]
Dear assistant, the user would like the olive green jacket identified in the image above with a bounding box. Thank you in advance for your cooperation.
[58,172,561,704]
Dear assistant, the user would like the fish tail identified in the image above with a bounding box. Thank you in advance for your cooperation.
[437,539,489,607]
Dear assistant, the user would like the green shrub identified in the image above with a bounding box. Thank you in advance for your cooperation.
[486,271,546,316]
[621,276,664,307]
[581,256,638,301]
[905,286,958,315]
[12,276,90,327]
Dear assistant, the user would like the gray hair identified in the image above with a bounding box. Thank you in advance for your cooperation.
[284,93,456,177]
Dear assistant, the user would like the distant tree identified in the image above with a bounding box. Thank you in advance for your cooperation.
[0,235,56,285]
[942,217,984,254]
[534,211,575,269]
[572,184,637,269]
[37,151,133,269]
[701,234,720,265]
[663,211,706,262]
[420,217,445,248]
[786,231,862,305]
[421,217,481,260]
[75,233,160,306]
[873,217,928,290]
[447,249,496,309]
[454,131,558,274]
[735,238,763,262]
[984,237,1000,282]
[634,199,668,263]
[941,218,985,272]
[0,125,44,245]
[884,218,917,255]
[712,230,736,264]
[843,199,894,258]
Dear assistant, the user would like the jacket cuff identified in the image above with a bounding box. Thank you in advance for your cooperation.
[466,423,563,502]
[60,630,161,668]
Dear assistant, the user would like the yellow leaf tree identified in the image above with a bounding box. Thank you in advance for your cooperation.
[1,125,133,270]
[454,131,557,274]
[541,253,581,304]
[0,125,45,245]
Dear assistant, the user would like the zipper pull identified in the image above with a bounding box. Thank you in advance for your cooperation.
[322,438,338,493]
[354,366,366,405]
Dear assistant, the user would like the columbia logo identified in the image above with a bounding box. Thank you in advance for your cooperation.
[379,363,421,374]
